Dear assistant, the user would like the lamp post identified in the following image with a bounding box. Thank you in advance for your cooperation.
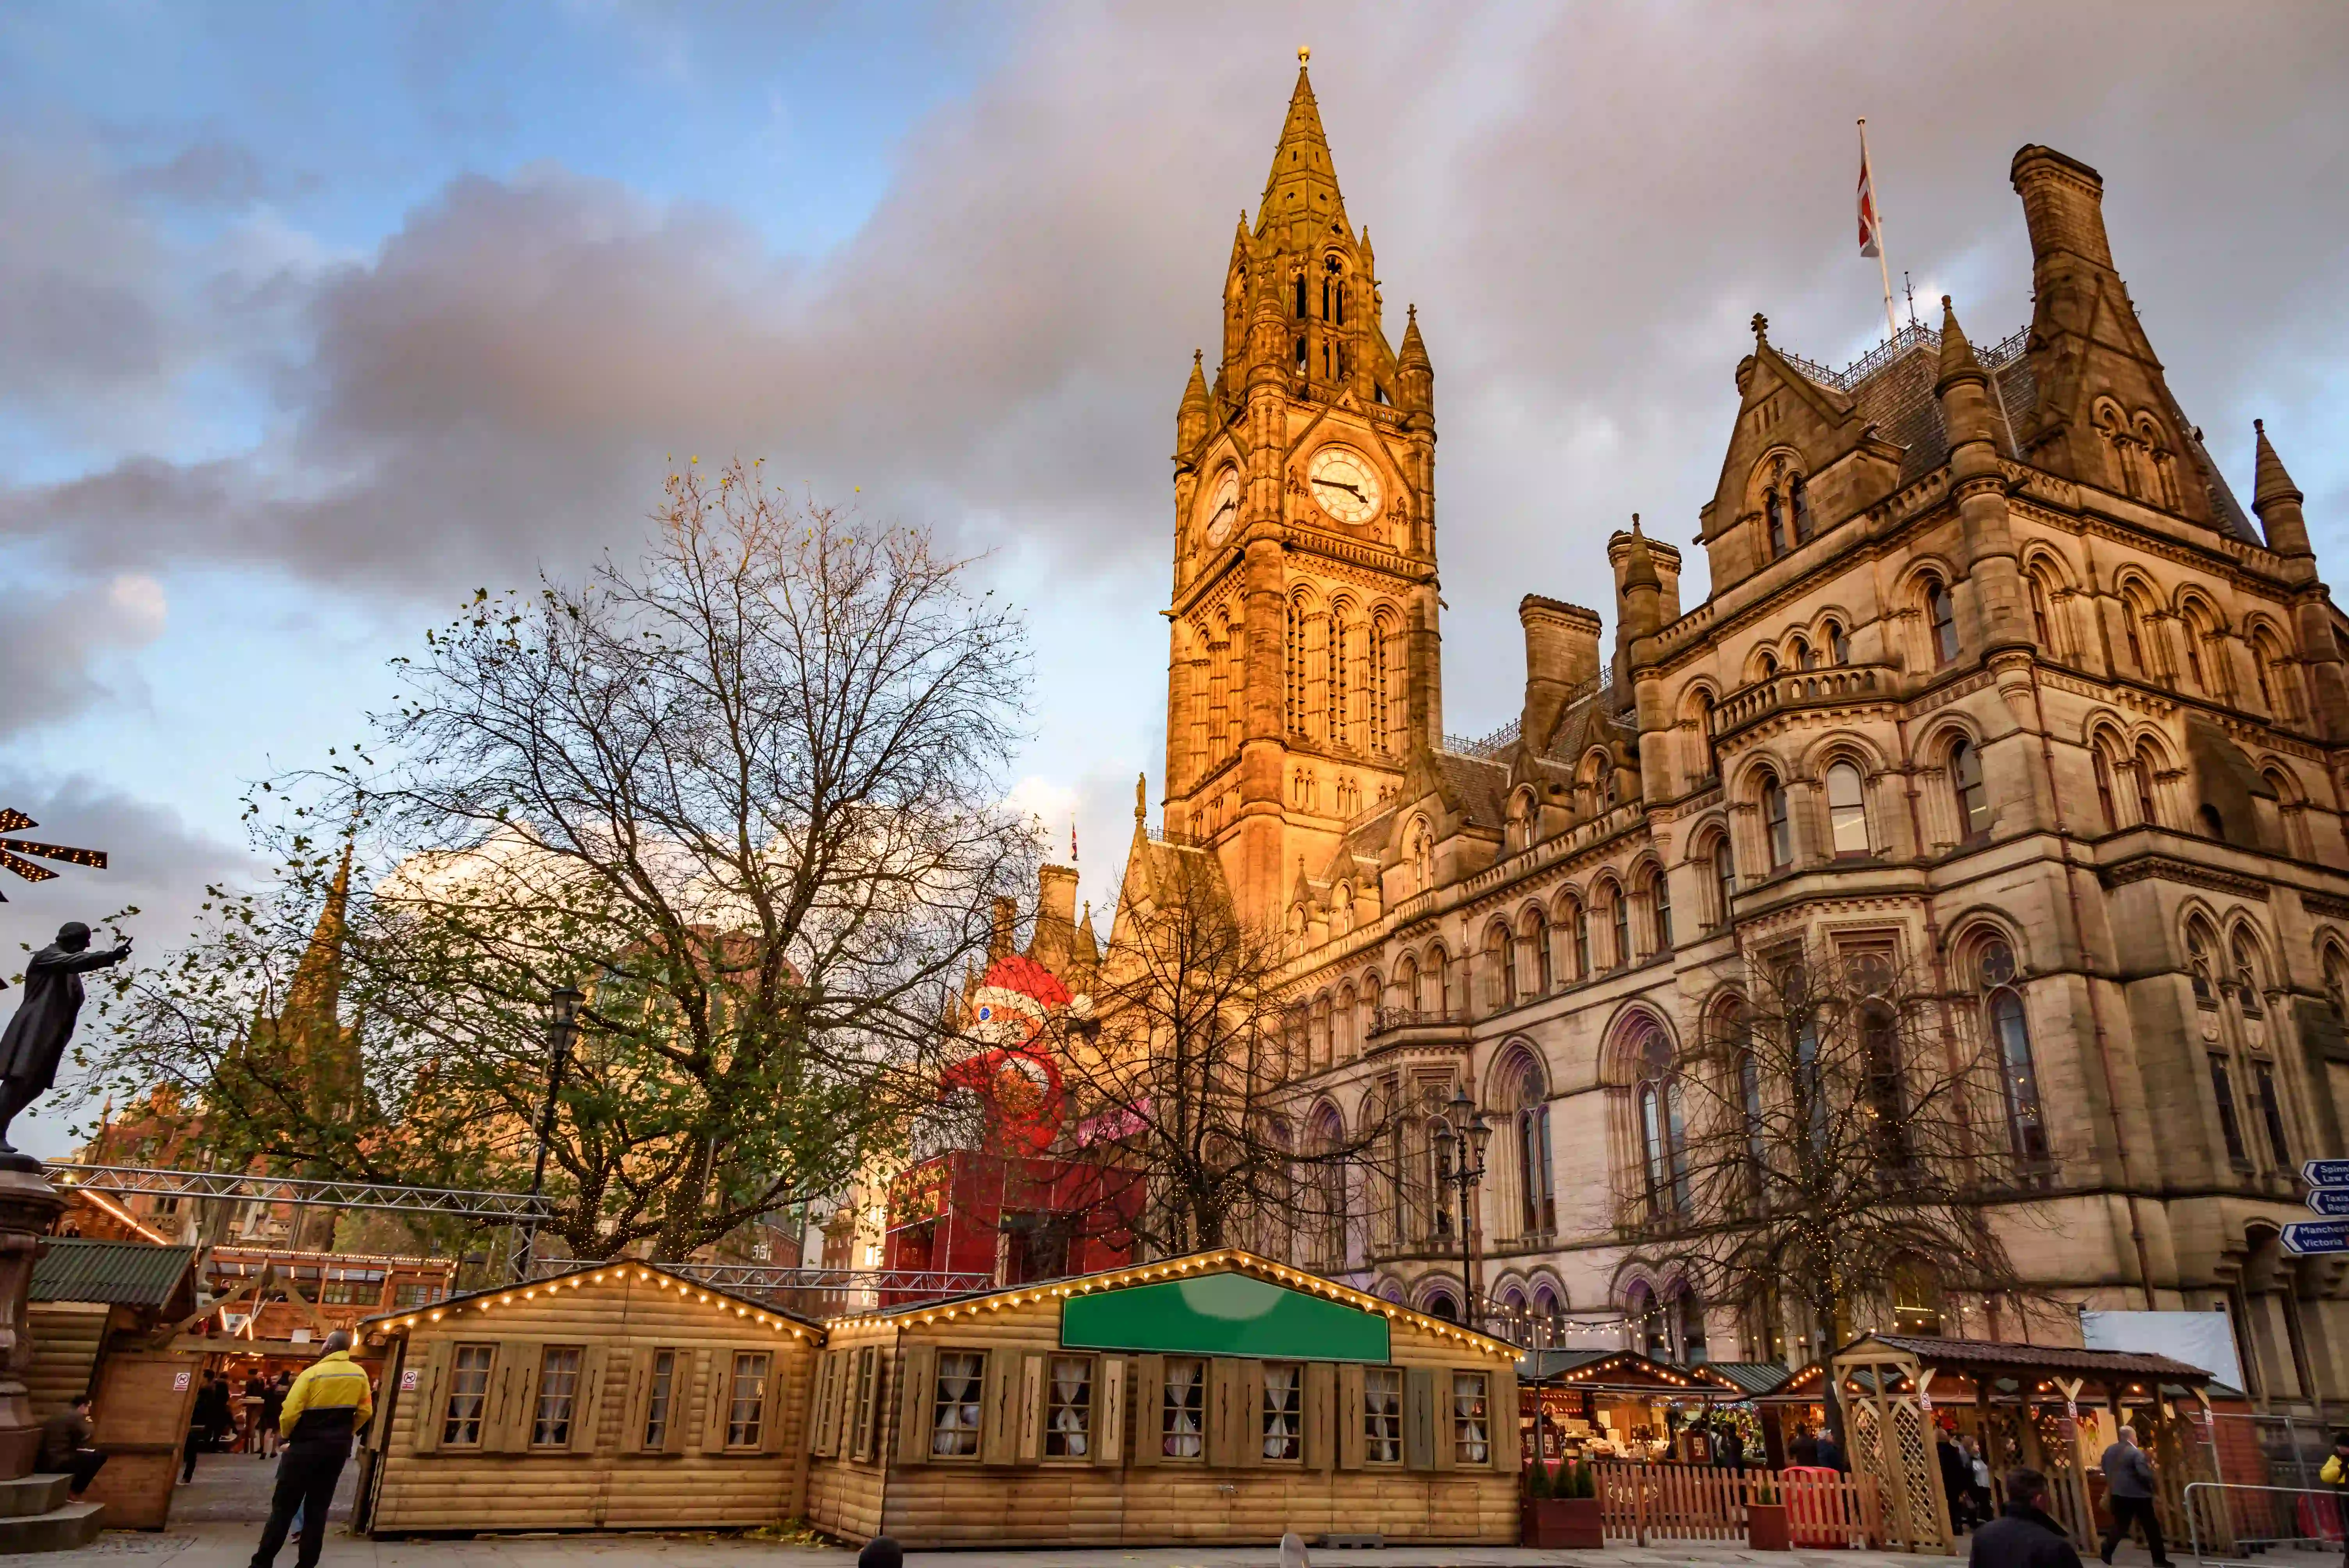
[511,985,585,1282]
[1432,1085,1494,1332]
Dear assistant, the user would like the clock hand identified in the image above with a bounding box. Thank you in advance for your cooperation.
[1314,479,1367,500]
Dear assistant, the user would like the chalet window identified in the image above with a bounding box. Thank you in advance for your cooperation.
[442,1344,494,1447]
[642,1350,678,1449]
[530,1346,584,1447]
[1261,1363,1301,1460]
[394,1282,442,1310]
[1045,1356,1092,1458]
[1161,1356,1205,1459]
[1452,1372,1490,1463]
[932,1351,986,1458]
[1363,1367,1403,1463]
[846,1347,879,1457]
[726,1351,772,1449]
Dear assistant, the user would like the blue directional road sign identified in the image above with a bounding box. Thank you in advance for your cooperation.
[2304,1160,2349,1188]
[2281,1220,2349,1256]
[2308,1189,2349,1217]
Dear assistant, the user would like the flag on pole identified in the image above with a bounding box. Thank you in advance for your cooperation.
[1070,816,1078,864]
[1857,133,1884,258]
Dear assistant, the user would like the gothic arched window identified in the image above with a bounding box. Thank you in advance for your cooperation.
[1762,775,1793,869]
[1650,868,1673,951]
[1825,621,1850,665]
[1506,1052,1554,1236]
[1790,475,1814,545]
[1827,761,1870,857]
[1713,837,1737,927]
[1634,1028,1689,1221]
[1951,738,1991,839]
[1927,577,1960,664]
[1610,886,1632,968]
[1764,491,1786,558]
[1978,938,2048,1165]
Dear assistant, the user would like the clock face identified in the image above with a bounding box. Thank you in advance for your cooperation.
[1306,447,1383,526]
[1203,468,1240,546]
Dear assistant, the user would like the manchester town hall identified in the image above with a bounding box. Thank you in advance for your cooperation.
[1114,59,2349,1413]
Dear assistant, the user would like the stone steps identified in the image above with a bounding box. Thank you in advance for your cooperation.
[0,1498,103,1554]
[0,1474,68,1520]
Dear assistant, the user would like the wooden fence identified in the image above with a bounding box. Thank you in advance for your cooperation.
[1594,1462,1883,1548]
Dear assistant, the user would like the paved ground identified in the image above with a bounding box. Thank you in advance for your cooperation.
[0,1521,2301,1568]
[169,1450,358,1525]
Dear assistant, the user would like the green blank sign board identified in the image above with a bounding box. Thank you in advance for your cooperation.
[1060,1270,1391,1363]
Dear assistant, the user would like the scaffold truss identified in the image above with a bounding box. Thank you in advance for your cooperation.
[45,1162,554,1223]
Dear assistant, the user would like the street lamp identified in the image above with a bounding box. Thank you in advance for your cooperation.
[511,984,585,1282]
[1432,1085,1494,1331]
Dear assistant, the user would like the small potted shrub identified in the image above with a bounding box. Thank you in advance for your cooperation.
[1747,1476,1791,1552]
[1527,1458,1605,1549]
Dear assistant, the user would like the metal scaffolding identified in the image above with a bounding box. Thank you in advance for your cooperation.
[45,1162,554,1223]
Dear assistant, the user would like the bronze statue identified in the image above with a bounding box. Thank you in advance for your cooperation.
[0,923,130,1162]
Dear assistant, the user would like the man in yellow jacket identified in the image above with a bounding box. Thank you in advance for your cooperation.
[248,1330,373,1568]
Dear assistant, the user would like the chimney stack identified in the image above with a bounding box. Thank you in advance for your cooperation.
[2010,145,2114,272]
[1518,596,1602,752]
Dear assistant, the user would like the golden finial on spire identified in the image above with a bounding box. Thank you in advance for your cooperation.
[1298,45,1310,64]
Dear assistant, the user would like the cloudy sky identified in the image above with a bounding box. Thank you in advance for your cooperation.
[4,3,2346,1154]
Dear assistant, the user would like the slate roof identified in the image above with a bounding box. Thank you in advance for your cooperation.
[31,1239,197,1310]
[1852,1333,2213,1383]
[1706,1360,1803,1396]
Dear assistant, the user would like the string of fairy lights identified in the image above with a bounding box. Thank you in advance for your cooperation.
[383,1264,812,1340]
[830,1249,1520,1361]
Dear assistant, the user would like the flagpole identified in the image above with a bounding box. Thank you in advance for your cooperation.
[1859,118,1898,341]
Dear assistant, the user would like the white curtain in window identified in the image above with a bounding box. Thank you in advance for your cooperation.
[934,1351,984,1456]
[1453,1373,1489,1463]
[1262,1363,1298,1459]
[1164,1358,1203,1458]
[1050,1356,1089,1457]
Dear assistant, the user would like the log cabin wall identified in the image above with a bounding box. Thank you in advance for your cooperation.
[803,1255,1520,1548]
[364,1264,821,1536]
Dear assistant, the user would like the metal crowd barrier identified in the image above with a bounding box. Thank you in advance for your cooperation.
[2183,1481,2347,1564]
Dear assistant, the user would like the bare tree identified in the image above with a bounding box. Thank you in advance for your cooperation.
[88,463,1037,1261]
[1620,939,2051,1454]
[1044,844,1382,1262]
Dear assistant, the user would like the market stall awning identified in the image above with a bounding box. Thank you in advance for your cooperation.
[1830,1333,2214,1404]
[1516,1347,1742,1395]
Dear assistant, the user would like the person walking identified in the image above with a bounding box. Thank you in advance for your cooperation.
[37,1395,105,1500]
[256,1372,286,1459]
[1791,1424,1822,1466]
[2318,1430,2349,1566]
[1973,1466,2085,1568]
[247,1330,372,1568]
[1941,1427,1977,1532]
[1968,1436,1996,1525]
[182,1373,231,1483]
[2098,1425,2174,1567]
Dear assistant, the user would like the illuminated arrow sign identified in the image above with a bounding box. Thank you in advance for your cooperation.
[2306,1189,2349,1218]
[2302,1160,2349,1188]
[2281,1220,2349,1256]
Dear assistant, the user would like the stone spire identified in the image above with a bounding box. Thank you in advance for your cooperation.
[283,839,353,1032]
[1934,295,1997,451]
[2252,419,2313,558]
[1257,53,1347,247]
[1176,350,1210,450]
[1622,515,1662,596]
[1396,304,1433,413]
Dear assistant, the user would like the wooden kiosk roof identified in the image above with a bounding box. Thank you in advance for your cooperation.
[358,1257,828,1341]
[827,1247,1519,1362]
[1515,1346,1744,1395]
[1830,1332,2214,1403]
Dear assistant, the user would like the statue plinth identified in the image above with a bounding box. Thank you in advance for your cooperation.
[0,1167,63,1481]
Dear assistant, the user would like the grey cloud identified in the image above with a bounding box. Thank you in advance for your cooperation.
[1,2,2345,694]
[122,138,302,206]
[0,576,169,737]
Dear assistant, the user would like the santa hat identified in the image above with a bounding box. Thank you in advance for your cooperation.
[968,953,1072,1030]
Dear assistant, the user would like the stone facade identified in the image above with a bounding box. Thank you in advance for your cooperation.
[1143,64,2349,1411]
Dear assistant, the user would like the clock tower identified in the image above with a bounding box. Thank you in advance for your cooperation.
[1163,53,1442,930]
